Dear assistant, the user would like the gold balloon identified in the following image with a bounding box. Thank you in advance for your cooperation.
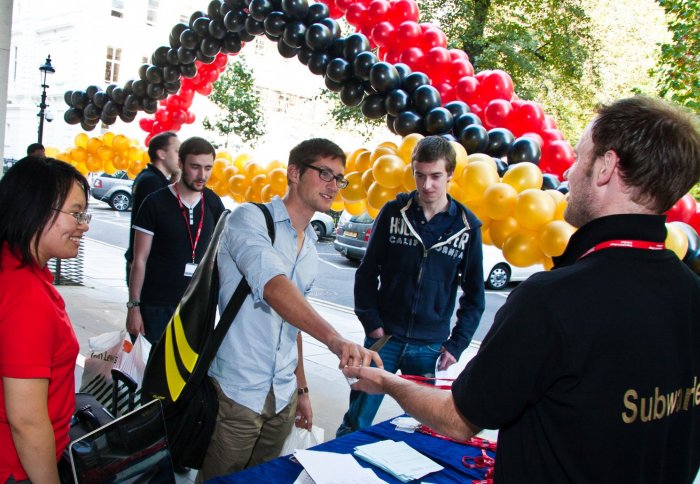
[245,185,263,203]
[229,174,250,196]
[102,158,117,175]
[346,148,368,173]
[514,188,556,230]
[467,153,498,171]
[542,256,554,271]
[266,159,286,172]
[482,226,493,245]
[482,183,518,220]
[211,159,228,181]
[345,199,367,216]
[459,161,500,202]
[245,161,266,179]
[102,132,115,147]
[70,146,89,164]
[261,184,274,203]
[367,182,398,210]
[86,137,103,155]
[372,154,405,189]
[554,196,568,221]
[377,140,399,152]
[234,153,250,170]
[398,133,423,163]
[448,182,467,205]
[74,133,89,148]
[45,147,59,157]
[468,202,492,229]
[451,141,468,165]
[341,171,366,202]
[367,204,381,219]
[112,135,130,154]
[86,156,103,173]
[666,223,689,259]
[97,146,114,163]
[402,164,416,191]
[331,192,345,212]
[502,230,543,267]
[355,151,373,173]
[216,151,233,162]
[269,168,288,193]
[361,169,375,193]
[251,173,268,193]
[489,217,520,249]
[502,162,543,193]
[539,220,576,258]
[113,154,129,171]
[545,189,565,205]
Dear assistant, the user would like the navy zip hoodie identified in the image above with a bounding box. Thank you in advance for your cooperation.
[354,191,486,358]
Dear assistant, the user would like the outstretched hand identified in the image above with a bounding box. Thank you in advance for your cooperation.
[329,335,383,369]
[342,366,396,395]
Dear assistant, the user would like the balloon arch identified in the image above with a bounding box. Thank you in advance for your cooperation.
[56,0,700,270]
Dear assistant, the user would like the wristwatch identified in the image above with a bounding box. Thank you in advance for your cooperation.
[126,300,140,309]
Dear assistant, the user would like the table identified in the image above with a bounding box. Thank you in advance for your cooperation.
[208,418,495,483]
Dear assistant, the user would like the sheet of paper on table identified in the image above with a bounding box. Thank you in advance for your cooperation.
[293,449,387,484]
[353,440,444,483]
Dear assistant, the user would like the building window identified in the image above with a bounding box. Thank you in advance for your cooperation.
[111,0,124,18]
[105,47,122,83]
[147,0,159,26]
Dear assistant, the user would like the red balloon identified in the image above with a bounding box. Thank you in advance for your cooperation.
[371,21,395,48]
[449,49,469,62]
[399,47,425,72]
[423,47,451,78]
[421,27,447,51]
[449,59,474,83]
[455,76,480,104]
[540,140,575,177]
[335,0,353,11]
[474,70,491,83]
[166,96,182,111]
[139,117,155,132]
[542,114,557,130]
[469,104,484,117]
[185,111,196,124]
[388,0,419,25]
[367,0,390,19]
[540,128,564,145]
[359,24,375,45]
[483,99,513,130]
[196,82,213,96]
[345,3,367,27]
[510,101,545,136]
[665,193,697,223]
[419,22,437,32]
[395,21,422,49]
[213,53,228,69]
[171,109,187,125]
[144,133,154,146]
[382,49,401,64]
[522,132,544,147]
[434,82,456,104]
[688,207,700,234]
[155,109,169,123]
[327,2,345,18]
[480,70,514,102]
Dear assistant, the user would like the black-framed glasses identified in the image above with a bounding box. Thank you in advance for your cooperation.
[301,162,349,189]
[52,209,92,225]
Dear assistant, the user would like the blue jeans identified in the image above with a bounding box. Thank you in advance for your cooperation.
[336,336,441,437]
[140,304,176,346]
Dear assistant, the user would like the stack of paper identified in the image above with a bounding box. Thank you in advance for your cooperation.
[353,440,443,483]
[293,449,386,484]
[390,416,421,433]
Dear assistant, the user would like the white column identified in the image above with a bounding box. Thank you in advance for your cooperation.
[0,0,14,178]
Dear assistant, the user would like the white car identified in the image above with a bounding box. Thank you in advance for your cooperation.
[482,243,544,290]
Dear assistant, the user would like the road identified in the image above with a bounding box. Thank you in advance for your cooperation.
[86,201,512,342]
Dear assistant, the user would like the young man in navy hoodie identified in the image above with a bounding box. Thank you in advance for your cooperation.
[337,135,485,436]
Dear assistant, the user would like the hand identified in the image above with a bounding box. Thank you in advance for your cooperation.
[126,308,145,336]
[328,335,383,369]
[367,327,385,339]
[342,366,396,395]
[437,348,457,371]
[294,394,313,430]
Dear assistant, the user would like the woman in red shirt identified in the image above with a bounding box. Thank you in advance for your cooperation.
[0,157,90,483]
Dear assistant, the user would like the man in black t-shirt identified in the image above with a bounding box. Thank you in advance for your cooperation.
[126,137,224,345]
[125,131,180,285]
[343,97,700,483]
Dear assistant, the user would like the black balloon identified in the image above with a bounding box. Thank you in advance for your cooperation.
[85,85,100,99]
[507,137,542,165]
[459,125,489,154]
[340,79,364,107]
[209,19,227,39]
[386,114,397,134]
[105,84,117,96]
[441,133,457,142]
[170,23,189,48]
[320,18,341,39]
[277,38,299,58]
[192,17,211,37]
[352,51,378,81]
[81,119,98,131]
[394,110,423,136]
[329,37,345,58]
[393,63,411,81]
[195,51,216,63]
[123,79,134,95]
[444,101,470,118]
[412,85,441,115]
[138,64,149,81]
[180,29,199,50]
[283,21,306,47]
[385,89,411,116]
[146,65,164,83]
[369,62,400,94]
[93,91,108,109]
[200,37,222,57]
[245,17,265,36]
[224,9,247,32]
[307,52,330,75]
[541,173,560,190]
[131,80,147,97]
[305,23,332,52]
[282,0,309,20]
[495,158,509,177]
[264,32,280,42]
[164,80,181,94]
[402,72,430,94]
[326,58,352,83]
[103,100,120,117]
[264,11,287,37]
[64,108,81,125]
[454,112,482,132]
[162,66,180,83]
[486,128,515,158]
[124,94,141,111]
[111,87,127,104]
[167,48,181,65]
[343,33,370,61]
[305,2,329,24]
[324,75,343,92]
[189,11,207,28]
[208,0,224,20]
[239,29,255,42]
[178,47,197,65]
[152,46,170,67]
[120,110,137,123]
[142,98,158,114]
[361,94,387,119]
[83,103,101,120]
[64,90,74,106]
[424,107,454,135]
[249,0,274,21]
[222,33,243,53]
[180,63,198,78]
[297,45,313,65]
[556,180,569,195]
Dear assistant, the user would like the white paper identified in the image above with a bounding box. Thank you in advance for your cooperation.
[354,440,443,483]
[294,449,387,484]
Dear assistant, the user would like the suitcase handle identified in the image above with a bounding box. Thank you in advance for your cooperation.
[111,369,138,416]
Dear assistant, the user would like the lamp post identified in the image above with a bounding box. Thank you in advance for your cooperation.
[37,55,55,144]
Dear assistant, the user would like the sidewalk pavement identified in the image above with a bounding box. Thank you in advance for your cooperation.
[57,237,487,482]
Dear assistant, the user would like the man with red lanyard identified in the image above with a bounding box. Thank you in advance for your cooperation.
[343,96,700,482]
[127,136,225,346]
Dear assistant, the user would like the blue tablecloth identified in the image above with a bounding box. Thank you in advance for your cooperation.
[209,418,494,483]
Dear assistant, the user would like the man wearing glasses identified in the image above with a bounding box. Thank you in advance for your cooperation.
[197,138,381,481]
[337,135,485,437]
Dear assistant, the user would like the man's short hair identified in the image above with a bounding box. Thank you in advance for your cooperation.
[592,96,700,212]
[26,143,45,156]
[411,136,457,174]
[147,131,178,161]
[178,137,216,163]
[288,138,346,176]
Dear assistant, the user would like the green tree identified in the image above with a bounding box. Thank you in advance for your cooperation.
[202,56,265,148]
[653,0,700,113]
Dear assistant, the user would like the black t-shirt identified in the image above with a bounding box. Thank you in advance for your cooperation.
[134,186,225,305]
[125,164,170,262]
[452,214,700,483]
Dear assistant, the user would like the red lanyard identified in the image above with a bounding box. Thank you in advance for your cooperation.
[174,185,204,263]
[578,239,665,261]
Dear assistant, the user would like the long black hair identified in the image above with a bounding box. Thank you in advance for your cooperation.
[0,157,89,267]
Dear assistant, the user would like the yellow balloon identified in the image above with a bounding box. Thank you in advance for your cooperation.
[489,217,520,249]
[372,154,405,189]
[377,140,399,152]
[75,161,89,176]
[542,256,554,271]
[361,169,375,193]
[545,189,565,205]
[502,230,543,267]
[234,153,250,169]
[451,141,468,165]
[345,199,367,216]
[346,148,368,173]
[223,166,239,183]
[102,158,117,175]
[468,202,492,229]
[101,132,115,147]
[86,137,103,155]
[216,151,233,162]
[367,204,381,219]
[213,180,230,198]
[482,226,493,245]
[245,184,263,203]
[448,182,466,204]
[141,151,151,164]
[331,192,345,212]
[367,182,398,210]
[402,164,416,191]
[74,133,89,148]
[502,162,543,193]
[212,159,229,180]
[127,162,142,179]
[70,146,89,164]
[554,196,568,221]
[482,183,518,220]
[112,135,130,154]
[539,220,576,258]
[398,133,423,163]
[113,154,129,171]
[86,156,103,173]
[514,188,556,230]
[341,172,366,202]
[269,168,288,192]
[666,223,689,259]
[229,174,250,196]
[251,173,268,193]
[45,147,59,158]
[467,153,498,171]
[97,146,114,163]
[266,159,286,172]
[244,162,265,179]
[355,151,373,173]
[459,161,500,202]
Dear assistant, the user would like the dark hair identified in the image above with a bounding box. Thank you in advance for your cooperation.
[178,136,215,163]
[411,136,457,174]
[592,96,700,212]
[147,131,178,161]
[0,157,89,267]
[288,138,346,176]
[26,143,45,156]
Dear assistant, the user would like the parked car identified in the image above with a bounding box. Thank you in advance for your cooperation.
[91,171,133,211]
[334,212,543,289]
[311,212,335,239]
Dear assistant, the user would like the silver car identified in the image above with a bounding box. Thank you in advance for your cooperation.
[91,171,133,211]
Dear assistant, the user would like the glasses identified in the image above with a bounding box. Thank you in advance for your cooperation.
[52,209,92,225]
[301,162,349,189]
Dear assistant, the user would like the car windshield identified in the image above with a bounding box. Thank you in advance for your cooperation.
[350,213,374,223]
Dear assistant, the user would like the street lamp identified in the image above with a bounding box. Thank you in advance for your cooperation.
[37,55,55,144]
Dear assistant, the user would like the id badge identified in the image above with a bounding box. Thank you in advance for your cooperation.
[184,262,198,277]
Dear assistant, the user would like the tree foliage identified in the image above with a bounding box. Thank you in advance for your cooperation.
[202,56,265,148]
[653,0,700,113]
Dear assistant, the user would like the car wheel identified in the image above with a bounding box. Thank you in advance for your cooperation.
[311,221,325,239]
[109,191,131,212]
[486,263,511,290]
